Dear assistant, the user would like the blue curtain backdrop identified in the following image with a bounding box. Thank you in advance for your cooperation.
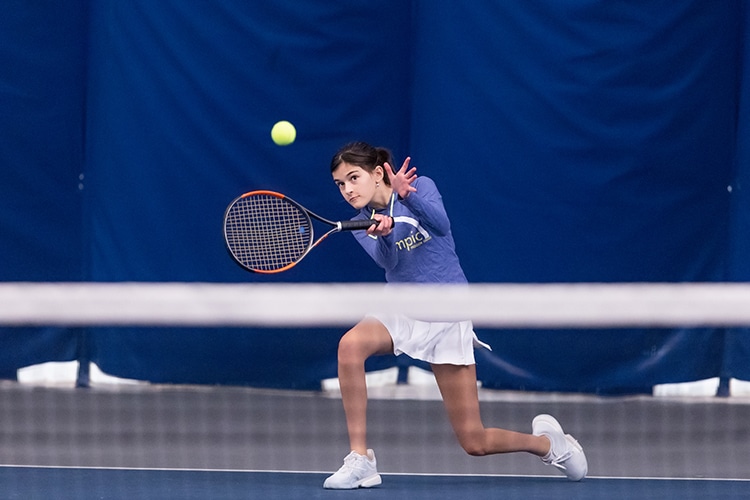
[0,1,88,374]
[1,0,748,391]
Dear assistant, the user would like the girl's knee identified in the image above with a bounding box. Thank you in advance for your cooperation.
[455,429,489,456]
[459,438,488,457]
[337,321,392,363]
[337,330,367,364]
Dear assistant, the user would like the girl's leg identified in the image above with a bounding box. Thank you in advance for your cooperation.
[337,318,393,455]
[431,363,550,457]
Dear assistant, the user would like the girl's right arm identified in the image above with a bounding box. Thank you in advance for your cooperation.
[353,229,397,271]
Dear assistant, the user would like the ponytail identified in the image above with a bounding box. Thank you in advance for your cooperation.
[330,142,393,186]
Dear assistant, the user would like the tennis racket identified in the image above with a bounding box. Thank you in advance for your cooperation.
[223,190,379,273]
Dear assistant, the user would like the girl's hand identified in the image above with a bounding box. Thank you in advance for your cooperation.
[367,214,394,237]
[384,157,417,199]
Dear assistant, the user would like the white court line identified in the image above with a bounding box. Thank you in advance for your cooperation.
[0,464,748,482]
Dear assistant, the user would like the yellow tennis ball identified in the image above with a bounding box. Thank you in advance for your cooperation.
[271,120,296,146]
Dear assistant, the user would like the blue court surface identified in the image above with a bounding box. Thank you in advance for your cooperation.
[1,466,748,500]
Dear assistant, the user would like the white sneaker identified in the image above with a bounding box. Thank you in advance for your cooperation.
[323,449,382,489]
[532,414,588,481]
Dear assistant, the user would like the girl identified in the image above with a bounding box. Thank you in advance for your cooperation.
[324,142,587,489]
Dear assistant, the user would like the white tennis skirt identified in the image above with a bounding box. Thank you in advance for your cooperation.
[367,313,492,366]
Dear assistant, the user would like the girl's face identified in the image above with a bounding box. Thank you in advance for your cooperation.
[332,162,381,210]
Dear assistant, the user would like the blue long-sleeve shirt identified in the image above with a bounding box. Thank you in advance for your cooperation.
[351,176,467,284]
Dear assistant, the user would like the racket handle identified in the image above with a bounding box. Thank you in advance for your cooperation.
[339,218,391,231]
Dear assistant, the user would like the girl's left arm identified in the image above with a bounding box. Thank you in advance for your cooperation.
[399,177,451,236]
[385,160,451,236]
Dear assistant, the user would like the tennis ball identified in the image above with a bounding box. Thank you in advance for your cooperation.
[271,120,296,146]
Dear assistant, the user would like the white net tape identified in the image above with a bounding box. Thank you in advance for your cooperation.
[1,282,750,328]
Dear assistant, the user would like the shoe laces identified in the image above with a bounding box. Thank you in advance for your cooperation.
[338,452,368,475]
[542,436,575,470]
[545,449,574,471]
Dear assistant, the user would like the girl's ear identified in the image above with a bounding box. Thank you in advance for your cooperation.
[374,165,385,181]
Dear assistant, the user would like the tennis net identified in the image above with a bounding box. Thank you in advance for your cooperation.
[0,281,748,489]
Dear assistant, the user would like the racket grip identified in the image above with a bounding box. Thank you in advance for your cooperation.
[339,218,391,231]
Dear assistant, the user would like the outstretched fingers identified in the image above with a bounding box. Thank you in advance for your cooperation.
[384,157,418,199]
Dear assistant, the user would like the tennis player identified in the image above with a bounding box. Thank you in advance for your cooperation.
[324,142,587,489]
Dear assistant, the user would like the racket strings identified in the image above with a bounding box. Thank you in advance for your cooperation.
[225,195,313,271]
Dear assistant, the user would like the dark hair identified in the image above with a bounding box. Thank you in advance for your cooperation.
[330,141,393,186]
